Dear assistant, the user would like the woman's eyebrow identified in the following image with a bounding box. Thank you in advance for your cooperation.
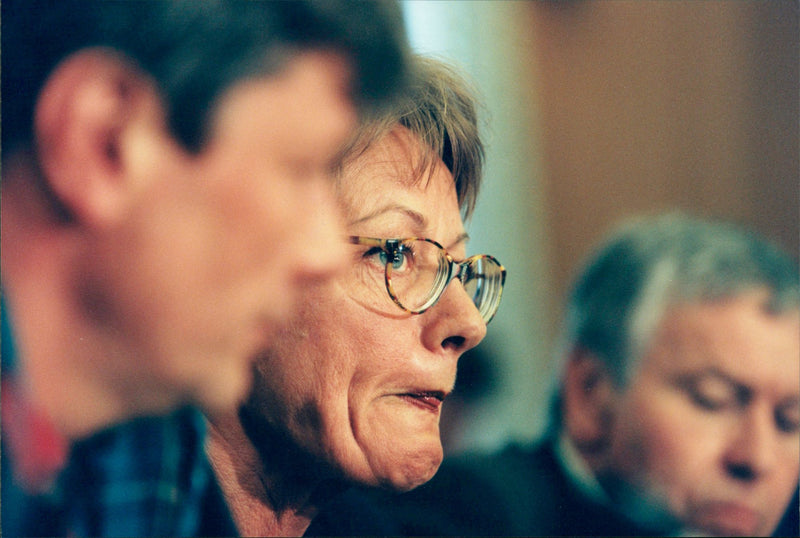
[349,205,426,229]
[350,205,468,247]
[448,232,470,250]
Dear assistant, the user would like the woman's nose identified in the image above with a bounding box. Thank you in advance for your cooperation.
[422,278,487,355]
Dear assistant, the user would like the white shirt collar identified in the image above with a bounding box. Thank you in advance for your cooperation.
[554,432,690,536]
[554,431,609,505]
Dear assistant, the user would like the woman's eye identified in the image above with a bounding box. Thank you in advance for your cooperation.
[390,245,415,272]
[363,247,407,270]
[363,247,389,268]
[362,245,414,272]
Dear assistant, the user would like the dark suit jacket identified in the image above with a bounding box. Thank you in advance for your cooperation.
[310,438,799,537]
[352,438,658,536]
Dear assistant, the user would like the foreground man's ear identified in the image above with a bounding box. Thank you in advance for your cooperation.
[562,346,618,463]
[34,48,167,228]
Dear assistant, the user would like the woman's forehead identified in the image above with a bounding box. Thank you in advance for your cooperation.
[337,124,465,243]
[343,126,431,182]
[340,129,439,197]
[342,161,462,240]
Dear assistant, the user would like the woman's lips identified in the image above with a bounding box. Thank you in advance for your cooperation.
[398,391,446,412]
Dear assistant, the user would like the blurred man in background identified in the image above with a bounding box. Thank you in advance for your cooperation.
[376,212,798,537]
[1,1,409,535]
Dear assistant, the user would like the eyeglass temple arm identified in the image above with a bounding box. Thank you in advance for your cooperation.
[348,236,386,248]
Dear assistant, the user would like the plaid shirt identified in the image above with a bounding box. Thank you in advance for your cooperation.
[4,407,237,538]
[66,408,236,537]
[1,308,238,537]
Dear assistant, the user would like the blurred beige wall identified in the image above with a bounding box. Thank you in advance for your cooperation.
[530,0,799,322]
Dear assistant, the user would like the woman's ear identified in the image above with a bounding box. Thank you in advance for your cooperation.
[33,48,162,227]
[562,346,618,460]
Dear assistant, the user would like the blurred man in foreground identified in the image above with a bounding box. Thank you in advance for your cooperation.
[1,1,409,535]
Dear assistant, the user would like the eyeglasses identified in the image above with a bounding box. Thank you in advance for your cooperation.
[349,236,506,323]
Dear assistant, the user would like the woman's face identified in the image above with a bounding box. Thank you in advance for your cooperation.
[245,126,487,491]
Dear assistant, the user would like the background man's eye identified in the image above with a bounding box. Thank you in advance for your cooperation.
[689,389,729,411]
[776,407,800,434]
[683,377,740,411]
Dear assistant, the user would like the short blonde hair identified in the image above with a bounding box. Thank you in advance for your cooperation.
[334,55,485,219]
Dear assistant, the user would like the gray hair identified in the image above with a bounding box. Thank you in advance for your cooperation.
[549,212,799,429]
[333,55,485,220]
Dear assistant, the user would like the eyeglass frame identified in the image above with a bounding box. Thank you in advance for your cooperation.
[348,235,506,323]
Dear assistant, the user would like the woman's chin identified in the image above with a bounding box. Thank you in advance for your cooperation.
[367,437,443,492]
[351,404,445,491]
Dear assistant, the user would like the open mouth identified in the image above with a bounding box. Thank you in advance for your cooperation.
[398,391,446,412]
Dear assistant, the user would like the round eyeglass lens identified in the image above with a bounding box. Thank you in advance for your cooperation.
[463,256,505,322]
[386,239,449,312]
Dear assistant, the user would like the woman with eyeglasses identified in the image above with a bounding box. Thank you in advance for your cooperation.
[204,56,506,537]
